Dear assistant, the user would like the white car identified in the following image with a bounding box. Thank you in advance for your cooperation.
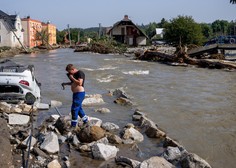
[0,59,41,104]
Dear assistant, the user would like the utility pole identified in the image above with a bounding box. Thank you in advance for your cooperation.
[67,24,71,46]
[77,31,80,44]
[98,23,102,39]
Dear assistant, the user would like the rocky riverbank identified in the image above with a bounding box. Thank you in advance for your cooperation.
[0,88,212,168]
[0,47,23,58]
[0,47,57,58]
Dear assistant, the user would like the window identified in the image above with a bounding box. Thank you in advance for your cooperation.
[18,23,20,29]
[0,35,1,43]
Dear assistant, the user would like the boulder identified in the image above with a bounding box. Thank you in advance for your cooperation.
[120,127,144,143]
[47,159,61,168]
[180,153,212,168]
[94,107,110,113]
[83,94,104,106]
[8,114,30,125]
[77,126,106,143]
[40,132,59,154]
[101,122,119,131]
[0,102,12,113]
[54,116,71,135]
[115,156,141,168]
[91,143,119,160]
[107,133,122,144]
[139,156,175,168]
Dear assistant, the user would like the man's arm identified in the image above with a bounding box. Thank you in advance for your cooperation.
[61,82,72,90]
[69,75,83,86]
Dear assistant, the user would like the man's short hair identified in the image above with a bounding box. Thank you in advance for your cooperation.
[66,64,75,71]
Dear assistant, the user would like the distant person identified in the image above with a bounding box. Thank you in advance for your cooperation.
[61,64,88,127]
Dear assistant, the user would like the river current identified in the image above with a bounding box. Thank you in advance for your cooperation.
[6,48,236,168]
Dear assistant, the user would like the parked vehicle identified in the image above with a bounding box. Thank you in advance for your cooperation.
[204,35,236,46]
[0,59,41,104]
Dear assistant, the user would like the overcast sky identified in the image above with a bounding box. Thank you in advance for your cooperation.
[1,0,235,30]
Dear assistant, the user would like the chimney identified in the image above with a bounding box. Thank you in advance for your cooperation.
[124,15,129,20]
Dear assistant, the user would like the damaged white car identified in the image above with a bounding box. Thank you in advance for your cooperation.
[0,59,41,104]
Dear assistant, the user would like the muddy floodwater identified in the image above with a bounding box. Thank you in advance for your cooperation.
[7,48,236,168]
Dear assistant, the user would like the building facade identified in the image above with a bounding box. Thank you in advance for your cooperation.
[42,22,57,46]
[21,16,43,48]
[109,15,148,46]
[21,17,57,48]
[0,10,24,47]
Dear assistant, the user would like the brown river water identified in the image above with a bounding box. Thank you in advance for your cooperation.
[6,48,236,168]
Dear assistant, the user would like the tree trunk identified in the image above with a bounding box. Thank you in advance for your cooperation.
[137,46,236,69]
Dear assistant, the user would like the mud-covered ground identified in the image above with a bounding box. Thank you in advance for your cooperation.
[0,118,14,167]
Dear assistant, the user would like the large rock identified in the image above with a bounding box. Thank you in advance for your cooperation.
[77,126,106,143]
[163,146,187,164]
[91,143,119,160]
[8,114,30,125]
[40,132,59,154]
[0,102,12,113]
[54,116,71,135]
[180,153,212,168]
[35,103,49,110]
[115,156,141,168]
[79,137,109,152]
[50,100,62,107]
[107,133,122,144]
[94,107,110,113]
[101,122,119,131]
[109,87,130,99]
[47,159,61,168]
[139,156,175,168]
[21,135,37,150]
[163,136,182,148]
[120,127,144,143]
[83,94,104,106]
[114,97,133,106]
[140,116,166,138]
[87,117,103,127]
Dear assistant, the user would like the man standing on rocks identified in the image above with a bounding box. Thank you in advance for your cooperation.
[61,64,88,127]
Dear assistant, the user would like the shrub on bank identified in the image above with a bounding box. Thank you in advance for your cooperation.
[0,46,11,52]
[89,38,127,54]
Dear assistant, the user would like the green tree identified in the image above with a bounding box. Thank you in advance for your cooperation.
[200,23,213,40]
[211,20,229,36]
[145,22,158,39]
[163,15,204,46]
[35,28,49,46]
[228,21,236,35]
[56,30,65,44]
[158,18,168,28]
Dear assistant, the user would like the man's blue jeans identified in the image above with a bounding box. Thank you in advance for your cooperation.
[71,92,88,127]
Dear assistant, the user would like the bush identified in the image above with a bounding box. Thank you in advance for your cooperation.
[0,46,11,52]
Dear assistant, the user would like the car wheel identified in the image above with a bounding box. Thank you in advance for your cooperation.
[25,92,36,105]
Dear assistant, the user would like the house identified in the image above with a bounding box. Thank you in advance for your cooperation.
[108,15,148,46]
[21,16,43,48]
[155,28,164,38]
[151,28,166,45]
[0,10,24,48]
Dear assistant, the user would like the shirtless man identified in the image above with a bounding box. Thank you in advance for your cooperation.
[61,64,88,127]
